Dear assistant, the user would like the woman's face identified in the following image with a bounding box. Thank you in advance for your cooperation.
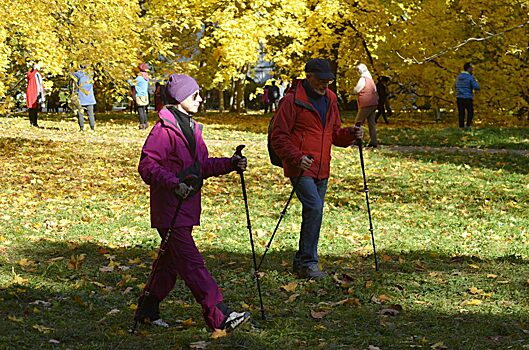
[179,91,202,114]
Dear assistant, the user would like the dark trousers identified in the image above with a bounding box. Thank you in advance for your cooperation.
[148,226,225,330]
[28,108,39,126]
[375,103,389,124]
[457,98,474,128]
[137,106,148,125]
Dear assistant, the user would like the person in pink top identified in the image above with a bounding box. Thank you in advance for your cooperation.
[135,73,250,332]
[353,63,379,148]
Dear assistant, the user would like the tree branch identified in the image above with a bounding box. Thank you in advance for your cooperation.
[396,19,529,64]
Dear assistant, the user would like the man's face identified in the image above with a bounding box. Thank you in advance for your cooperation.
[179,91,202,114]
[306,73,333,96]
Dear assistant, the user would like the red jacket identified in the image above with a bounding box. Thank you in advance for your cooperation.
[26,70,44,109]
[270,80,355,179]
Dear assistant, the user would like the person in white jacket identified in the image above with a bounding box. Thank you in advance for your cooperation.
[353,64,379,147]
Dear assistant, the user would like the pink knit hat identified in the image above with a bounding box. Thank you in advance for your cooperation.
[166,74,200,103]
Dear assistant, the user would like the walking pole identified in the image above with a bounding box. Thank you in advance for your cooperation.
[355,139,379,271]
[257,155,312,271]
[131,195,184,333]
[234,145,265,319]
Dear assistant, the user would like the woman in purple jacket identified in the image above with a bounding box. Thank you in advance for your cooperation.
[135,74,250,332]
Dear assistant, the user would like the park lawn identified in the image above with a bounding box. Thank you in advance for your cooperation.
[0,112,528,349]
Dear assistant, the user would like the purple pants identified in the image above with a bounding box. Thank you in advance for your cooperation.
[149,226,226,330]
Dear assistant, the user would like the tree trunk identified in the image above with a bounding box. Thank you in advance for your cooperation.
[218,89,224,112]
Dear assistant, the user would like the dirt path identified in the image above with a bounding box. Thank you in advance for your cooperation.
[381,145,529,156]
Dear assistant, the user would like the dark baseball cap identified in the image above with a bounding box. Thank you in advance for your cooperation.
[305,58,335,80]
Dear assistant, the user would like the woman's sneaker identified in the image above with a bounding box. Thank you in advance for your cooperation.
[220,311,251,332]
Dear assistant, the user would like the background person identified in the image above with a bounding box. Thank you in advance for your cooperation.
[270,58,363,280]
[135,63,150,129]
[455,62,480,130]
[375,76,390,125]
[353,63,379,148]
[135,73,250,332]
[73,66,97,131]
[26,63,45,127]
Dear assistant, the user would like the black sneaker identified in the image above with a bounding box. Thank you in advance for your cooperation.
[220,311,251,332]
[134,294,162,325]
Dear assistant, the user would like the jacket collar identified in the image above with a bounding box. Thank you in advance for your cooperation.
[293,79,337,111]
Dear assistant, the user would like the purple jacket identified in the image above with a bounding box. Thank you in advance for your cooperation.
[138,108,235,228]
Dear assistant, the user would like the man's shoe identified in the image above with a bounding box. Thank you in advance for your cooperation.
[299,265,327,280]
[220,311,251,332]
[366,143,378,148]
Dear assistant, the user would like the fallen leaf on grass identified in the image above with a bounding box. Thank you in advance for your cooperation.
[365,280,373,288]
[49,339,60,344]
[67,254,86,270]
[310,309,331,320]
[281,282,298,292]
[12,272,28,285]
[8,315,23,322]
[486,274,498,279]
[332,298,361,307]
[378,294,391,302]
[210,329,228,339]
[106,309,120,316]
[380,308,400,316]
[368,346,381,350]
[33,324,54,333]
[287,293,300,303]
[182,318,196,328]
[461,299,482,306]
[128,257,141,264]
[189,341,210,349]
[431,341,447,349]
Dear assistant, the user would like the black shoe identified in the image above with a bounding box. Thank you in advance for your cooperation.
[220,311,251,332]
[366,143,378,148]
[134,294,161,324]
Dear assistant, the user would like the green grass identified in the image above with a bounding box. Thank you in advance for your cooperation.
[0,111,528,349]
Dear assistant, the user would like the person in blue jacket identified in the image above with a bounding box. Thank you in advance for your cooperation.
[455,62,480,130]
[73,66,97,131]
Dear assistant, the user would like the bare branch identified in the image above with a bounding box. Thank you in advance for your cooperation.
[395,19,529,64]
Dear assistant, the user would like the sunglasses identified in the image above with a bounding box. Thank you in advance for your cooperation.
[192,92,201,101]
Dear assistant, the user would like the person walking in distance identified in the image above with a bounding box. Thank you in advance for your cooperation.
[353,64,379,148]
[375,76,390,125]
[270,58,363,280]
[455,62,480,130]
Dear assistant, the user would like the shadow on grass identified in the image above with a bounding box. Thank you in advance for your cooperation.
[1,240,528,349]
[379,147,529,175]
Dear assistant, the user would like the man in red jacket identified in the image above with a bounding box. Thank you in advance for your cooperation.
[270,58,363,279]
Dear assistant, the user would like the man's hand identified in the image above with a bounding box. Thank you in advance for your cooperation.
[299,155,313,171]
[175,182,194,199]
[350,125,364,140]
[231,154,247,172]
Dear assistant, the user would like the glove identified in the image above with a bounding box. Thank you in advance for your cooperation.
[231,154,247,172]
[350,124,364,141]
[175,182,194,199]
